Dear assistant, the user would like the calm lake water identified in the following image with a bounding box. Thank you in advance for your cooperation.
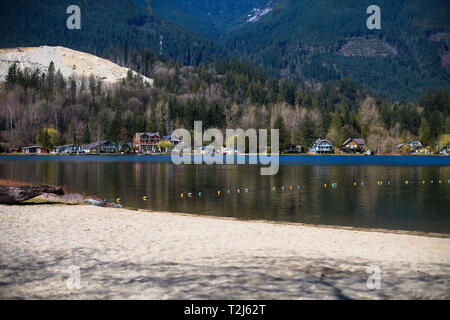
[1,155,449,233]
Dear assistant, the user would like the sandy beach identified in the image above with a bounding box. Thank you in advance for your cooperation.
[0,204,449,299]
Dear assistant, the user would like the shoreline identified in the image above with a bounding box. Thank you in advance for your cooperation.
[1,153,449,157]
[132,207,450,239]
[1,154,450,167]
[1,204,449,299]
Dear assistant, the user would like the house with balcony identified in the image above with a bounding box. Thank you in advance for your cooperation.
[133,132,161,154]
[342,138,365,154]
[308,139,333,154]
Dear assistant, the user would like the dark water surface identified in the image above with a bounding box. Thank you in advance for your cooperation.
[1,155,449,233]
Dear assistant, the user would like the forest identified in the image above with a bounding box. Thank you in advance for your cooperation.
[0,55,448,154]
[1,0,449,101]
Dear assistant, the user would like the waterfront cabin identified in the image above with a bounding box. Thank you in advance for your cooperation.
[162,134,181,147]
[440,148,450,155]
[284,145,302,153]
[22,146,50,154]
[115,142,132,153]
[407,140,423,152]
[52,144,83,154]
[342,138,365,154]
[308,139,333,154]
[396,141,424,154]
[83,141,115,153]
[396,143,408,151]
[133,132,161,154]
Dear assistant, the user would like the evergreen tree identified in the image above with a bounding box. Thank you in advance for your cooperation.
[274,115,289,151]
[46,61,56,90]
[418,118,432,147]
[107,112,122,142]
[36,129,52,150]
[296,116,316,148]
[82,125,91,144]
[5,63,18,85]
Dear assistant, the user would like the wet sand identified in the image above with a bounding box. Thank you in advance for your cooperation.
[0,204,449,299]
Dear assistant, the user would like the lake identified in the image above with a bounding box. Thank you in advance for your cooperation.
[1,155,449,233]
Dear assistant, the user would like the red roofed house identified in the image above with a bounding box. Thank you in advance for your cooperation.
[133,132,161,154]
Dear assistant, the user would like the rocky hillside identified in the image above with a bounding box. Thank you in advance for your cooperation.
[0,46,153,85]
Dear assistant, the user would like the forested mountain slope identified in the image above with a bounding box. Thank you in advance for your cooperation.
[0,0,449,101]
[224,0,450,100]
[0,0,224,66]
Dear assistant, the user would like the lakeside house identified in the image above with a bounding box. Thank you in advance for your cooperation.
[407,140,423,151]
[115,142,133,153]
[133,132,161,154]
[52,144,83,154]
[308,139,333,154]
[284,145,302,153]
[342,138,365,154]
[396,140,425,154]
[21,146,50,154]
[83,140,115,153]
[162,134,181,147]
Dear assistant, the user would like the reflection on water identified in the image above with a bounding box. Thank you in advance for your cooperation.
[0,160,449,233]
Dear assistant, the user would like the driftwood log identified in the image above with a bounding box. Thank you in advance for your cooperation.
[0,185,65,204]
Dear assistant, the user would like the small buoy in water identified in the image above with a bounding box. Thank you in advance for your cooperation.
[143,195,148,201]
[237,189,241,193]
[218,190,221,196]
[116,197,122,203]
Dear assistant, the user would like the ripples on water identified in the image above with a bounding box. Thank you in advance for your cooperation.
[0,155,449,233]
